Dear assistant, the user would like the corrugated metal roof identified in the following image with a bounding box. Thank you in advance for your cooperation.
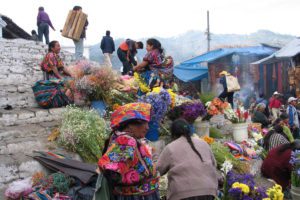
[252,38,300,65]
[182,46,276,64]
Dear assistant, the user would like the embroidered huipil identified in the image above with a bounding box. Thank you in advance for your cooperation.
[40,52,64,79]
[143,49,163,70]
[98,131,159,195]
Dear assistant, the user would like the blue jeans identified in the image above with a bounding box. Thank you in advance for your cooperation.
[73,38,84,60]
[38,22,49,44]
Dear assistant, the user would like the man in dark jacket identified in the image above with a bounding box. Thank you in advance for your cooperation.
[72,6,88,61]
[117,39,143,75]
[100,30,115,67]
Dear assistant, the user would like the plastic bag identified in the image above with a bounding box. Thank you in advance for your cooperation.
[5,178,33,199]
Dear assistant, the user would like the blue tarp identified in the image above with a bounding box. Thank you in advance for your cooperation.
[174,46,277,82]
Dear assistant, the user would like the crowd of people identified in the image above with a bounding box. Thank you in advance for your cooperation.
[98,103,218,200]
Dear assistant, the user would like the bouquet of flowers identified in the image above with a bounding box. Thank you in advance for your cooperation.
[290,149,300,187]
[138,89,171,122]
[59,105,109,163]
[224,106,249,124]
[265,184,284,200]
[226,170,268,200]
[206,98,230,115]
[168,100,207,124]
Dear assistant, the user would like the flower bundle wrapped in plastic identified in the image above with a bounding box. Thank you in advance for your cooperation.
[226,170,268,200]
[59,105,109,162]
[139,89,171,122]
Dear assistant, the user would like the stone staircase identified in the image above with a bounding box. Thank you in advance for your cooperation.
[0,108,79,198]
[0,39,78,198]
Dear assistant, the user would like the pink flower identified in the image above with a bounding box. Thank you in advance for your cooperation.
[139,145,151,157]
[127,138,136,146]
[122,170,140,184]
[105,163,119,171]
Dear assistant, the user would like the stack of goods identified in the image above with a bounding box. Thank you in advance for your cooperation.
[61,10,88,41]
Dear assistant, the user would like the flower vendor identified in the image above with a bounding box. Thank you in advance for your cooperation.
[117,39,144,75]
[40,41,71,80]
[261,141,300,190]
[157,119,218,200]
[133,38,173,95]
[252,103,271,128]
[98,103,160,199]
[263,124,290,152]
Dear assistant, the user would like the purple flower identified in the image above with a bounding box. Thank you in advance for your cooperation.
[228,187,243,199]
[138,89,171,122]
[179,101,207,123]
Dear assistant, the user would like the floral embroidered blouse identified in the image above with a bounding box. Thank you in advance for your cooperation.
[40,52,64,79]
[143,49,163,70]
[98,131,159,195]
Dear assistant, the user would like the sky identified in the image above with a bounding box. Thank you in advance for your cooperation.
[1,0,299,46]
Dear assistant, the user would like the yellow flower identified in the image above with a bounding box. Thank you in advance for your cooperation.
[167,89,176,108]
[262,198,271,200]
[232,182,250,194]
[266,184,284,200]
[202,135,215,144]
[134,72,151,93]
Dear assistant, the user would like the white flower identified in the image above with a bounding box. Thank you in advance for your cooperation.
[221,160,233,176]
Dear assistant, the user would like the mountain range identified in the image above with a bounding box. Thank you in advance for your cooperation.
[89,30,296,71]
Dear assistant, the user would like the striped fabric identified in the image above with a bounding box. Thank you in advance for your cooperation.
[268,133,289,151]
[32,80,71,109]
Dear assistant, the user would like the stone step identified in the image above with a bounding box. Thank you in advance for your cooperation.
[0,107,65,127]
[0,122,81,196]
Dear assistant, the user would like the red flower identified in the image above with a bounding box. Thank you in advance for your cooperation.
[116,136,130,145]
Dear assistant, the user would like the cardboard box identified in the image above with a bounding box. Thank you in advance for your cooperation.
[61,10,87,41]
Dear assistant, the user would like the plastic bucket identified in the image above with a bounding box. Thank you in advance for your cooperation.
[291,185,300,193]
[291,190,300,200]
[91,100,107,117]
[232,123,248,142]
[194,121,210,137]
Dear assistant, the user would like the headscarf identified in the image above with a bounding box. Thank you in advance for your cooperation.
[110,102,151,129]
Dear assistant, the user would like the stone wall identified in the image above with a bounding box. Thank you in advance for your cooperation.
[0,38,76,109]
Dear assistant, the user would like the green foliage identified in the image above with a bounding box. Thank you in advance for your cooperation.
[209,127,224,139]
[210,142,249,174]
[59,105,109,163]
[199,92,215,105]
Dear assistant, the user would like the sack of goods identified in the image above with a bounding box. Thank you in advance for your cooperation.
[61,10,87,41]
[226,75,240,92]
